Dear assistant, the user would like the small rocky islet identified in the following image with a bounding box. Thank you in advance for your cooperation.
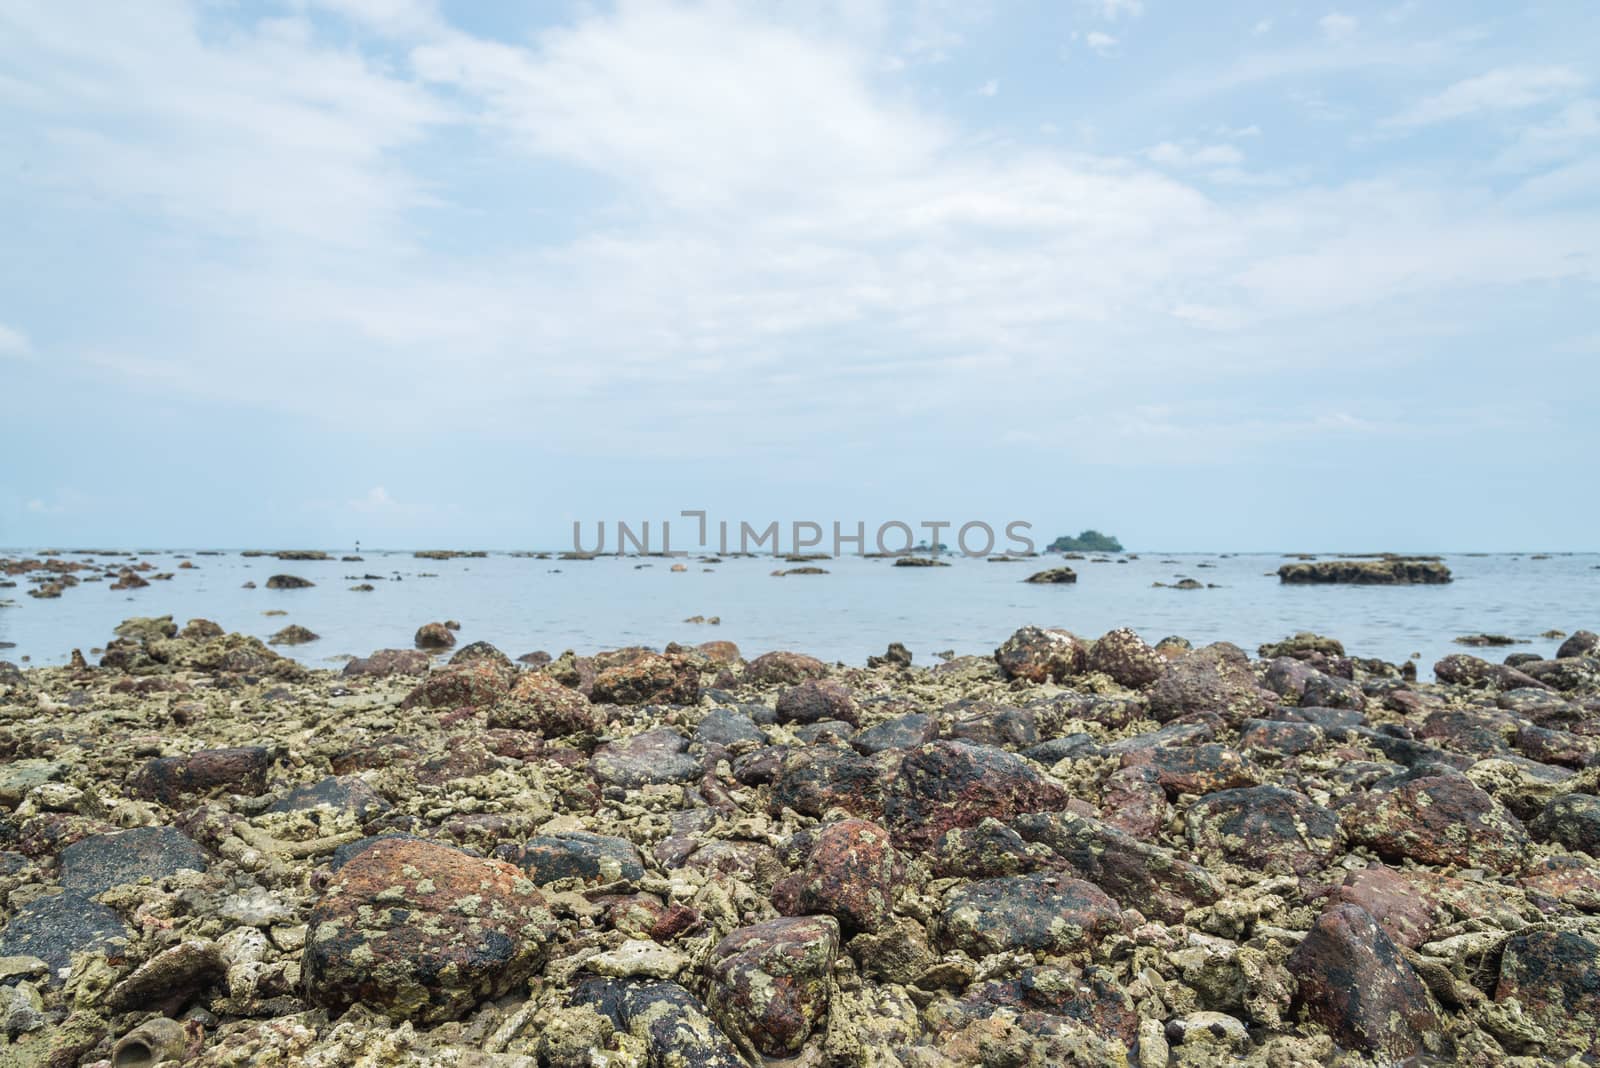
[1,622,1599,1065]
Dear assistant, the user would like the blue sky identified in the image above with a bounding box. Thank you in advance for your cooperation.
[2,0,1596,552]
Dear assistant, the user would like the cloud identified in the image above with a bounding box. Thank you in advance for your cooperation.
[1085,32,1117,55]
[1146,142,1245,167]
[1387,66,1588,128]
[0,323,32,360]
[1318,13,1358,43]
[978,78,999,96]
[351,486,397,512]
[1092,0,1143,19]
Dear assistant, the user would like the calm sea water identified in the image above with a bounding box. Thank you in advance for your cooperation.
[2,550,1596,678]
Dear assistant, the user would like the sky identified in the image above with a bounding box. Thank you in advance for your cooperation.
[2,0,1597,552]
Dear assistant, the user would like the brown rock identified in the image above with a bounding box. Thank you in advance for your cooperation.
[707,915,839,1057]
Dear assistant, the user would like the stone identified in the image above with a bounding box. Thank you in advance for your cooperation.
[852,713,937,755]
[303,837,556,1024]
[131,746,271,804]
[0,893,129,979]
[1022,567,1077,584]
[265,574,314,589]
[1338,771,1529,871]
[867,642,913,668]
[1494,928,1600,1058]
[268,624,319,646]
[570,978,747,1067]
[706,915,839,1057]
[489,672,598,736]
[1277,559,1451,584]
[1147,643,1274,725]
[400,661,512,710]
[1328,866,1443,949]
[1287,903,1447,1061]
[1556,630,1600,659]
[883,741,1068,852]
[58,825,208,894]
[1121,744,1261,797]
[937,871,1121,957]
[585,939,688,980]
[1089,628,1165,688]
[1529,793,1600,857]
[692,708,764,750]
[1185,785,1342,875]
[590,652,700,706]
[413,621,456,649]
[512,831,645,887]
[1433,654,1547,691]
[790,818,899,934]
[448,640,515,672]
[590,729,700,788]
[994,626,1088,683]
[775,679,858,726]
[342,648,431,677]
[744,650,828,686]
[771,745,892,820]
[941,699,1038,748]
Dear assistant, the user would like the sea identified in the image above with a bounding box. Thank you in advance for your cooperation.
[2,549,1597,678]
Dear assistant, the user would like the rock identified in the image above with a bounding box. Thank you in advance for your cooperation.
[1186,785,1342,875]
[1089,628,1165,688]
[267,776,390,822]
[994,626,1088,683]
[264,574,313,589]
[1011,810,1222,924]
[267,624,319,646]
[1147,643,1274,725]
[178,618,224,640]
[1023,567,1077,584]
[775,679,858,727]
[852,713,937,755]
[1556,630,1600,659]
[1328,866,1443,949]
[590,652,700,706]
[790,819,899,934]
[771,745,892,820]
[585,939,688,980]
[570,978,747,1067]
[1529,793,1600,857]
[1278,558,1452,584]
[413,621,456,650]
[930,819,1051,879]
[489,672,598,736]
[1121,744,1262,796]
[1433,654,1547,691]
[1338,771,1529,871]
[956,965,1139,1048]
[867,642,913,668]
[1287,903,1447,1061]
[131,746,271,804]
[1239,718,1326,759]
[303,836,555,1024]
[0,893,129,980]
[883,741,1068,851]
[744,650,828,686]
[1521,656,1600,691]
[448,640,514,672]
[706,915,839,1057]
[937,871,1121,957]
[590,728,700,787]
[512,831,645,887]
[1494,928,1600,1057]
[0,760,67,808]
[106,939,224,1011]
[58,826,208,894]
[692,708,764,750]
[1258,632,1345,659]
[1022,733,1100,765]
[342,648,431,677]
[399,661,512,710]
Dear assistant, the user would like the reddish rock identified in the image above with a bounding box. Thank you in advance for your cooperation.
[697,640,743,665]
[590,728,700,787]
[707,915,839,1057]
[1120,744,1261,797]
[1338,771,1529,872]
[1520,854,1600,912]
[883,741,1068,852]
[342,648,432,678]
[1494,928,1600,1058]
[954,965,1139,1047]
[1328,865,1444,949]
[1238,718,1327,759]
[771,745,894,820]
[590,652,700,706]
[790,819,900,935]
[1097,765,1170,839]
[775,679,859,727]
[1433,653,1547,691]
[744,651,828,686]
[489,672,598,736]
[414,622,456,650]
[1147,643,1274,725]
[1088,628,1165,688]
[1287,903,1448,1061]
[130,746,270,805]
[303,837,555,1023]
[994,626,1089,683]
[1515,723,1600,769]
[400,661,512,711]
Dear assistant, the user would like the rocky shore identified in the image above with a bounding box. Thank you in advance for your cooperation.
[2,620,1600,1066]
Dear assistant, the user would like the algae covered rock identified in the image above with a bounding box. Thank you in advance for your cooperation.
[706,915,839,1057]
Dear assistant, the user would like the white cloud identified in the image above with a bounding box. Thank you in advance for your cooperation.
[1494,99,1600,171]
[352,486,397,512]
[1093,0,1143,19]
[1086,31,1117,55]
[978,78,999,96]
[1146,142,1245,167]
[1387,66,1588,128]
[1251,19,1273,36]
[0,323,32,360]
[1318,13,1358,42]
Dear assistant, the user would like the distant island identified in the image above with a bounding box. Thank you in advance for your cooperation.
[1048,529,1123,552]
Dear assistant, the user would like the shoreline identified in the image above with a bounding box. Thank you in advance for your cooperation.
[2,619,1598,1063]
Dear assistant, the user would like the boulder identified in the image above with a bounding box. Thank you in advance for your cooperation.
[706,916,839,1057]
